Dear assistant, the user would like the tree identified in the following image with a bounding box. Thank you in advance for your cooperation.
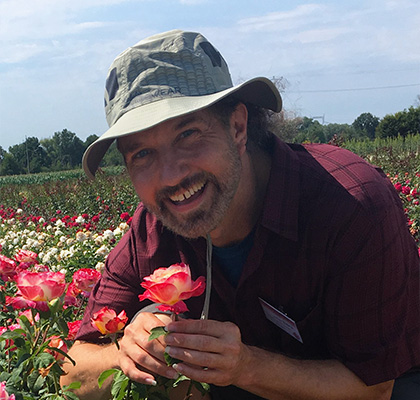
[352,113,379,140]
[8,137,50,174]
[376,106,420,138]
[0,153,23,176]
[42,129,85,170]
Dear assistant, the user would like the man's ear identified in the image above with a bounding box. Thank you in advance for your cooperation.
[230,102,248,155]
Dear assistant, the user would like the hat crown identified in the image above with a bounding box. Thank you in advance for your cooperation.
[104,30,233,128]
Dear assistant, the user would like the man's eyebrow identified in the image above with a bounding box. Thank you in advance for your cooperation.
[173,114,204,131]
[118,139,144,155]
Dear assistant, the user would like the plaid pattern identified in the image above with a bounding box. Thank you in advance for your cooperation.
[77,136,420,397]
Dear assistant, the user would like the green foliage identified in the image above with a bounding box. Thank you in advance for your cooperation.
[342,134,420,175]
[352,112,380,140]
[375,106,420,139]
[0,131,124,177]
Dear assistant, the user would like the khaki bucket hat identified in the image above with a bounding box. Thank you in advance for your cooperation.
[82,29,282,179]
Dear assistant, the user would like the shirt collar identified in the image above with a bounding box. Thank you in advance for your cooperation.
[260,136,300,241]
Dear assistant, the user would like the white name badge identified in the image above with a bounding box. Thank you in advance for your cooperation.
[259,297,303,343]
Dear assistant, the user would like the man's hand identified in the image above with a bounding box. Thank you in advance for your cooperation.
[118,312,179,384]
[163,319,394,400]
[164,319,251,387]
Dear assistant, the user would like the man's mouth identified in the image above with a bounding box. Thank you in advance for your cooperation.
[169,181,206,204]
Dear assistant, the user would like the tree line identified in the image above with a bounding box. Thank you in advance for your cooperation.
[0,130,123,176]
[1,105,419,176]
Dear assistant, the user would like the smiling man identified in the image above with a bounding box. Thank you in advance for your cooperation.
[61,30,420,400]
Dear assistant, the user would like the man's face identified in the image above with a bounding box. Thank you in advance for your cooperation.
[118,107,246,239]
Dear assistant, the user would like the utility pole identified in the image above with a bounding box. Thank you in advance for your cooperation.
[312,115,325,124]
[25,136,30,174]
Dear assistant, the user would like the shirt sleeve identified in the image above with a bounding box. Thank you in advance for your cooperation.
[324,175,420,385]
[75,222,147,342]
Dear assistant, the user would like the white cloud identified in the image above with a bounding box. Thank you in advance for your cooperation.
[237,4,326,32]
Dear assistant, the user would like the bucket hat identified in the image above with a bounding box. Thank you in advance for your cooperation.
[82,29,282,179]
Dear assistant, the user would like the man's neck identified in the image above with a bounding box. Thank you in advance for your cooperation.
[209,145,272,247]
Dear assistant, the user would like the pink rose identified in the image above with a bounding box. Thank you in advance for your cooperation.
[67,320,82,340]
[0,255,17,280]
[6,293,48,312]
[139,263,205,314]
[46,335,68,360]
[0,381,15,400]
[72,268,101,295]
[91,307,128,335]
[16,271,66,302]
[14,250,38,264]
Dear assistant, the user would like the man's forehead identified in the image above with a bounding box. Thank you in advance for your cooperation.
[117,109,213,150]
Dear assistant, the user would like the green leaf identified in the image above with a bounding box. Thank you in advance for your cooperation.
[192,381,210,395]
[172,374,190,387]
[34,352,55,369]
[110,371,129,400]
[56,318,69,337]
[33,374,46,393]
[130,381,148,398]
[164,352,181,367]
[0,329,26,340]
[148,326,167,341]
[17,315,33,336]
[61,390,80,400]
[62,381,82,391]
[97,368,118,388]
[13,337,26,348]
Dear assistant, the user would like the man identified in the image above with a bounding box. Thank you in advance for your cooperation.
[61,30,420,399]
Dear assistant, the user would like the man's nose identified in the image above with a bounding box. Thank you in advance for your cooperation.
[158,151,190,188]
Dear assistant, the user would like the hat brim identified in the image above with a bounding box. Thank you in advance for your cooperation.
[82,77,282,179]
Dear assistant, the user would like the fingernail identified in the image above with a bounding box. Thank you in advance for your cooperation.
[163,326,168,332]
[165,345,171,354]
[172,363,183,373]
[145,378,157,386]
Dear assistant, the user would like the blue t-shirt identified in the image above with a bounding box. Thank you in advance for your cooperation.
[212,229,255,287]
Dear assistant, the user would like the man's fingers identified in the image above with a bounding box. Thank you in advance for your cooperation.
[166,319,233,337]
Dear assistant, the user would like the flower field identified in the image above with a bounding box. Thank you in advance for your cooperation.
[0,140,419,400]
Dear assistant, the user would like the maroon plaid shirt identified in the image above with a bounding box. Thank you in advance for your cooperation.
[77,136,420,395]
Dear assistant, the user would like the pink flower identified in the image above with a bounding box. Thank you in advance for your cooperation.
[67,320,82,340]
[91,307,128,335]
[18,309,39,325]
[72,268,101,295]
[0,255,17,280]
[14,250,38,264]
[0,381,15,400]
[6,293,48,312]
[46,336,68,360]
[139,263,206,314]
[16,271,66,302]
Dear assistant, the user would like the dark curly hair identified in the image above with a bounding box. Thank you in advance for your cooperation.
[208,96,274,152]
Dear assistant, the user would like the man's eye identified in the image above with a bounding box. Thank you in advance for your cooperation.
[180,129,196,139]
[134,149,150,159]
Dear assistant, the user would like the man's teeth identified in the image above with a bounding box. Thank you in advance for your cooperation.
[170,182,205,202]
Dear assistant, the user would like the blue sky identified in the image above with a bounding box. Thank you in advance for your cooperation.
[1,0,419,150]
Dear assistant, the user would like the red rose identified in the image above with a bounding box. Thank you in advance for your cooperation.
[91,307,128,335]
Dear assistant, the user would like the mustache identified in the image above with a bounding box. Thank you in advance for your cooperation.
[155,173,209,202]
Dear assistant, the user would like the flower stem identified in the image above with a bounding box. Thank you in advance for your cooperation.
[183,380,193,400]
